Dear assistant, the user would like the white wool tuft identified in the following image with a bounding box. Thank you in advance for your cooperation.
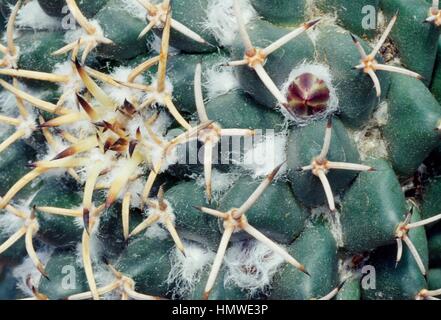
[93,264,121,300]
[196,169,240,203]
[350,101,389,161]
[13,247,53,297]
[102,66,144,105]
[17,116,37,139]
[280,61,339,125]
[64,19,105,44]
[0,211,23,236]
[203,59,240,100]
[224,240,285,296]
[126,178,146,209]
[145,76,174,105]
[206,0,257,47]
[145,223,168,240]
[167,242,214,297]
[74,217,103,265]
[147,33,180,55]
[15,1,60,31]
[53,61,84,110]
[0,88,21,116]
[240,131,288,178]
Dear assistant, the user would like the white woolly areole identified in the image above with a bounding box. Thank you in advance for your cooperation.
[74,232,102,267]
[15,1,60,31]
[145,223,168,240]
[196,169,240,203]
[125,178,146,209]
[224,240,285,296]
[147,33,180,55]
[240,131,288,178]
[350,101,389,161]
[64,19,105,44]
[167,242,214,298]
[206,0,257,47]
[53,61,84,110]
[93,264,121,300]
[146,77,174,105]
[13,247,53,297]
[280,62,339,125]
[17,116,37,139]
[0,211,23,237]
[0,90,20,116]
[203,59,240,100]
[103,66,144,105]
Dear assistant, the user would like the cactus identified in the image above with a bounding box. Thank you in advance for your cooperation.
[1,0,441,301]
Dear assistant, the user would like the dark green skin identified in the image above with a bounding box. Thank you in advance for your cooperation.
[340,159,406,253]
[165,180,221,250]
[382,74,441,177]
[428,224,441,267]
[381,0,440,83]
[427,268,441,290]
[166,52,232,114]
[430,39,441,103]
[231,19,315,109]
[38,248,89,300]
[116,236,174,296]
[0,267,18,300]
[218,176,309,244]
[315,25,390,128]
[362,209,428,300]
[270,219,339,300]
[335,276,361,300]
[95,0,151,61]
[31,176,83,248]
[188,267,249,300]
[0,0,16,31]
[97,202,144,261]
[205,91,285,131]
[152,0,218,53]
[250,0,307,26]
[0,133,38,198]
[421,176,441,221]
[0,235,26,263]
[38,0,109,18]
[16,31,66,87]
[316,0,380,39]
[287,118,360,208]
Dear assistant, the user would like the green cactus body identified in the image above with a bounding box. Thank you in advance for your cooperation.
[31,177,83,247]
[152,0,218,53]
[287,118,360,207]
[428,224,441,266]
[250,0,307,26]
[382,74,441,177]
[38,248,89,300]
[270,220,339,299]
[340,159,406,252]
[165,181,221,249]
[116,237,174,296]
[421,176,441,221]
[2,0,441,301]
[316,0,380,39]
[335,276,361,300]
[381,0,440,82]
[218,176,308,244]
[361,209,428,300]
[94,0,152,61]
[427,268,441,290]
